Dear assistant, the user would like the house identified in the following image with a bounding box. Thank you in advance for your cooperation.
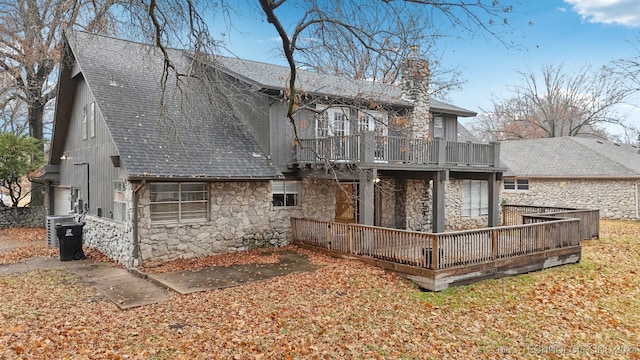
[44,31,504,267]
[500,136,640,220]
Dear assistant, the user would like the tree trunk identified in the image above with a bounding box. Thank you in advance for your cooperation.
[28,99,45,207]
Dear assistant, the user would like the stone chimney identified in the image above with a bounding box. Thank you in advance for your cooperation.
[401,46,431,139]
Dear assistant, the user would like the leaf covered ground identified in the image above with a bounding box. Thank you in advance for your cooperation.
[0,221,639,359]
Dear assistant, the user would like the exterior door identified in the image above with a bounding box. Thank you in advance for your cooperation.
[317,107,351,160]
[335,183,356,223]
[359,111,388,162]
[53,186,72,215]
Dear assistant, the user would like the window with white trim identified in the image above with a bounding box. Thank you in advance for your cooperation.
[150,183,208,223]
[82,105,87,140]
[462,180,488,217]
[89,102,96,138]
[272,181,300,207]
[504,178,529,191]
[316,106,351,137]
[433,116,444,138]
[113,182,127,222]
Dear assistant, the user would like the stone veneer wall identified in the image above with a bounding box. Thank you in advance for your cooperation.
[445,179,488,230]
[83,182,136,267]
[300,178,337,222]
[405,179,431,231]
[135,179,337,263]
[501,178,640,220]
[83,215,135,267]
[377,178,398,228]
[0,206,47,229]
[381,178,486,232]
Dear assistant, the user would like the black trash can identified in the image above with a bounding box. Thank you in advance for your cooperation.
[55,222,86,261]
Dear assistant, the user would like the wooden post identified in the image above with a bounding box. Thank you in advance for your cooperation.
[491,141,500,167]
[492,229,498,260]
[403,138,410,163]
[488,172,500,228]
[432,170,446,233]
[360,131,375,165]
[432,237,439,270]
[358,168,376,226]
[437,137,447,165]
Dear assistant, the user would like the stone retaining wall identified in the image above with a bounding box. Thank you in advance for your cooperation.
[83,215,136,267]
[501,178,639,220]
[0,206,46,229]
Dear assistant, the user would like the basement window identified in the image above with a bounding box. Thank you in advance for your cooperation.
[504,179,529,191]
[272,181,299,207]
[150,183,208,223]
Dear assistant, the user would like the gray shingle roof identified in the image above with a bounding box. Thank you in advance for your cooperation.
[65,31,283,180]
[215,57,477,117]
[500,137,640,178]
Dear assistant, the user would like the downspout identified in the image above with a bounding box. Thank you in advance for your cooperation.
[636,180,640,219]
[132,180,145,267]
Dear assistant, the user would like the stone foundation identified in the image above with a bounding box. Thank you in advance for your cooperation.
[88,176,497,266]
[501,178,639,220]
[0,206,46,229]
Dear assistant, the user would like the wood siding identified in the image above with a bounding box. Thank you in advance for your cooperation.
[56,74,123,220]
[229,84,271,156]
[269,103,316,172]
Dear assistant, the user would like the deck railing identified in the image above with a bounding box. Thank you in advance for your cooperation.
[296,134,499,167]
[291,216,581,270]
[502,204,599,240]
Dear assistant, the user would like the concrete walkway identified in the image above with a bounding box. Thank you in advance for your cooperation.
[148,252,320,294]
[0,257,170,310]
[0,251,320,310]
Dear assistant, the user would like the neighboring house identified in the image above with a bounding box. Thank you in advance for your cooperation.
[43,31,504,267]
[500,136,640,220]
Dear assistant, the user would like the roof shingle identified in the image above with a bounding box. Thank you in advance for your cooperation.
[500,137,640,178]
[66,31,283,180]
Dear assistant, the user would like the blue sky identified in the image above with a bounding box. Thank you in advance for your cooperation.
[212,0,640,138]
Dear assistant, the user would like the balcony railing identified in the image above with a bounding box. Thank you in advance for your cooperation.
[296,132,500,167]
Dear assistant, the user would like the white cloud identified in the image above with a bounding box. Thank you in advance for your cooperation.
[564,0,640,27]
[256,37,282,44]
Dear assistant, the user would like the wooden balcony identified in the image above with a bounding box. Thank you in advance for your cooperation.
[296,132,500,169]
[291,206,598,291]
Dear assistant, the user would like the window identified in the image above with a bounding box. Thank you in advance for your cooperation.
[272,181,299,207]
[317,106,350,137]
[113,182,127,222]
[317,106,352,160]
[358,110,389,161]
[150,183,208,223]
[504,178,529,191]
[462,180,488,217]
[516,179,529,190]
[82,105,87,140]
[433,116,444,138]
[89,102,96,138]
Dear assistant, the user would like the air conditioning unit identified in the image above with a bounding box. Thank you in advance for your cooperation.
[46,215,76,247]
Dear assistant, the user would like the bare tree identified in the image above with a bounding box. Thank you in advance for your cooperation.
[254,0,515,126]
[470,64,634,141]
[0,0,124,205]
[0,0,118,141]
[138,0,517,115]
[292,2,461,95]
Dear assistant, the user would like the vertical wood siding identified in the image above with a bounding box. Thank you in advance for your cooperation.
[57,75,122,220]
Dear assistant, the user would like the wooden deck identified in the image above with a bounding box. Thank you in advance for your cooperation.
[296,134,500,168]
[291,209,598,291]
[502,204,600,240]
